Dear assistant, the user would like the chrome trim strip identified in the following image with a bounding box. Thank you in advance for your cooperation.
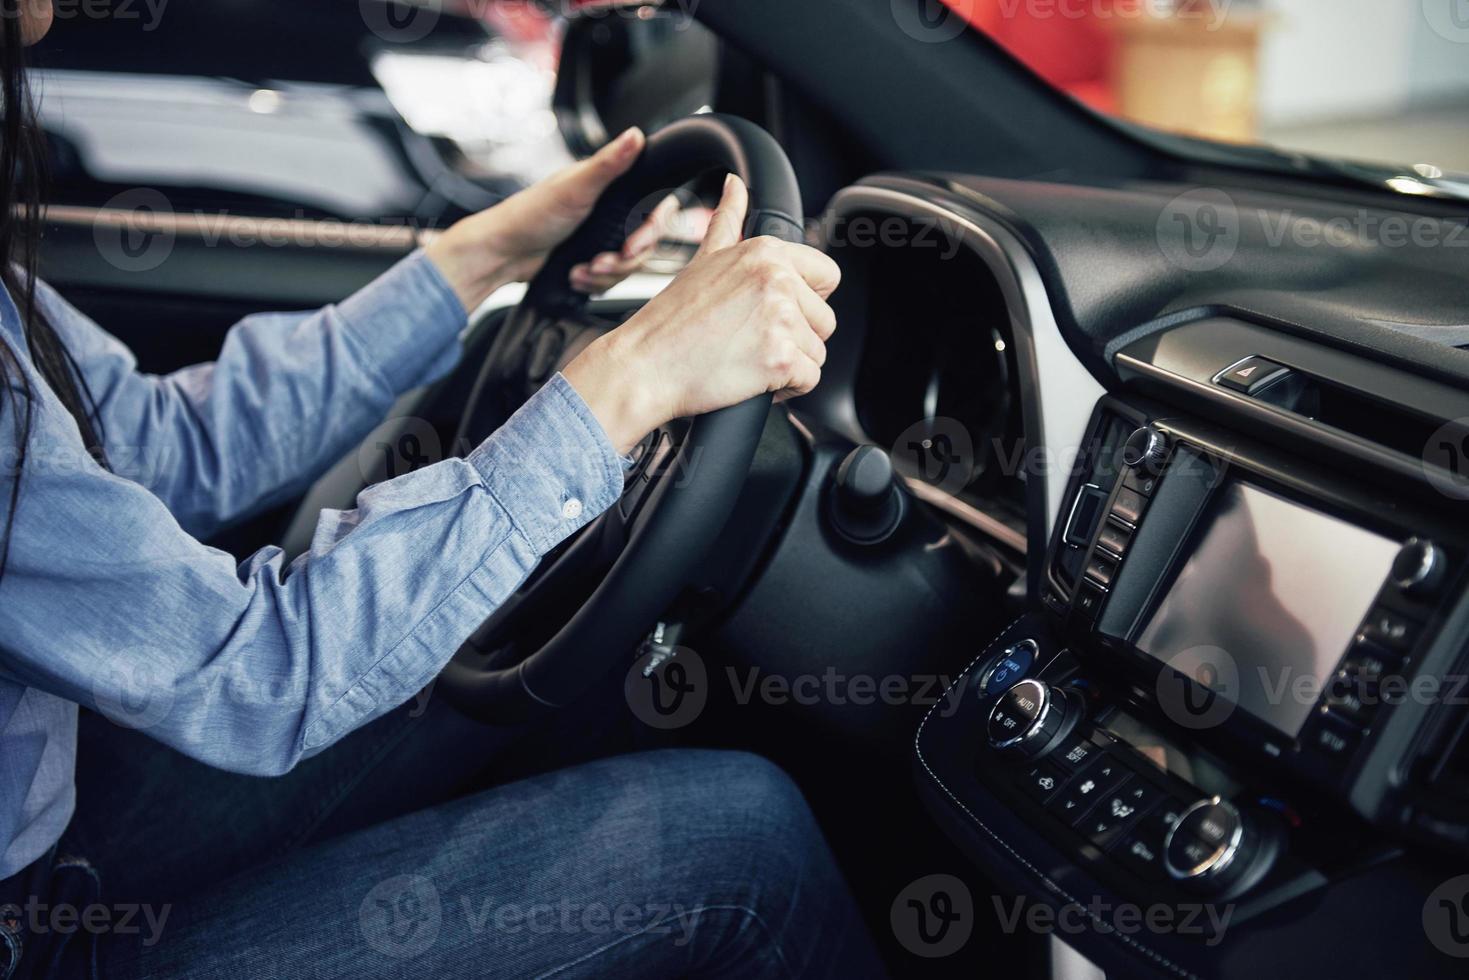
[901,475,1027,554]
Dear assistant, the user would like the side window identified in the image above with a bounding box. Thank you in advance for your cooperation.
[948,0,1469,176]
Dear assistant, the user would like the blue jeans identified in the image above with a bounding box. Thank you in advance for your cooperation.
[52,699,883,978]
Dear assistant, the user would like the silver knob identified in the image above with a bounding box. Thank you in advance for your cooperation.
[986,678,1078,759]
[1122,426,1169,476]
[1391,538,1446,596]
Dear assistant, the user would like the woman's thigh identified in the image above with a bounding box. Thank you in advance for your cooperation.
[104,749,883,980]
[69,670,637,904]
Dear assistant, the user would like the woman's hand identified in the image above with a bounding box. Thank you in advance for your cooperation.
[425,127,671,310]
[563,174,840,454]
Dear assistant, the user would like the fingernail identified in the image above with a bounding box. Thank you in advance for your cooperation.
[723,173,735,195]
[616,127,642,156]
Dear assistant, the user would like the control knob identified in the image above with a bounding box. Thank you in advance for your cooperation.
[1391,538,1446,597]
[1163,797,1281,897]
[986,678,1082,759]
[1122,426,1169,476]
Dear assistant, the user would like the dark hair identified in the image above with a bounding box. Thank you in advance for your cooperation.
[0,2,108,577]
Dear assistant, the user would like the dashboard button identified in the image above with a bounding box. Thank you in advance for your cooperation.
[981,639,1037,696]
[1019,764,1068,804]
[1118,831,1166,878]
[1123,467,1159,497]
[1085,553,1118,589]
[1217,356,1290,395]
[1073,581,1107,623]
[1305,712,1363,759]
[1361,609,1416,651]
[1096,518,1132,558]
[1111,487,1147,526]
[1054,733,1099,771]
[1081,787,1151,847]
[1342,638,1403,683]
[1055,757,1129,825]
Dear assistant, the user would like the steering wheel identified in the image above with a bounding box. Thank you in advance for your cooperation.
[438,114,804,721]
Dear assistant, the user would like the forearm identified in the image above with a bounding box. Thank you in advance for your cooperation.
[3,375,623,776]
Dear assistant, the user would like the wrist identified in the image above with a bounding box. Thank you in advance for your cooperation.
[562,334,665,456]
[422,222,516,313]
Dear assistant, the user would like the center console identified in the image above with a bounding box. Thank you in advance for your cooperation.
[915,393,1469,978]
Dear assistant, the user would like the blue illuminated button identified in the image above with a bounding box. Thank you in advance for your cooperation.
[983,639,1037,695]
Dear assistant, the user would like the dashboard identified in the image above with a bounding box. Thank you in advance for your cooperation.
[787,172,1469,979]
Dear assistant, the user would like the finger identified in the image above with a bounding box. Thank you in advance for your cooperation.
[622,194,681,258]
[774,351,823,401]
[786,315,827,369]
[776,241,841,300]
[695,174,748,259]
[550,127,645,215]
[793,284,837,343]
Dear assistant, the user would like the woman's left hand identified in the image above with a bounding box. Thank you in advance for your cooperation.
[425,127,676,312]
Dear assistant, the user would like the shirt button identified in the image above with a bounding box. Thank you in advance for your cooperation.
[562,498,583,520]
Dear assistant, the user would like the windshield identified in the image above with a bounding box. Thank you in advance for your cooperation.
[941,0,1469,196]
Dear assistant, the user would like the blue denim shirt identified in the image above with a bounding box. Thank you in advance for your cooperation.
[0,252,625,878]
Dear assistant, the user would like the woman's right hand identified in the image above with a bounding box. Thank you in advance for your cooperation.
[562,174,840,455]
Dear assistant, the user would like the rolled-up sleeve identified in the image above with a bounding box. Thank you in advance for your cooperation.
[0,373,623,774]
[37,250,469,538]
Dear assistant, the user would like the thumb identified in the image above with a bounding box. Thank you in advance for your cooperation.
[556,127,645,212]
[695,174,749,258]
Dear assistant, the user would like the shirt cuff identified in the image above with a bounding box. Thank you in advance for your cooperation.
[336,249,468,394]
[467,373,626,556]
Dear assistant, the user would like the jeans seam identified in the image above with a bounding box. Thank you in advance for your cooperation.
[533,903,794,980]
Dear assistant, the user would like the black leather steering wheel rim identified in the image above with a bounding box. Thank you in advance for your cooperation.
[438,114,804,721]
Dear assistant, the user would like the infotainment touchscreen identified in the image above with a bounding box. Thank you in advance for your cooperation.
[1136,482,1400,738]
